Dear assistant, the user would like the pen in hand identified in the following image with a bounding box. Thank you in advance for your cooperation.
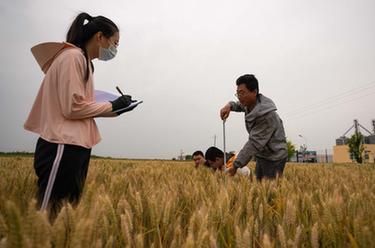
[116,86,125,96]
[116,85,136,107]
[115,86,130,108]
[117,85,136,103]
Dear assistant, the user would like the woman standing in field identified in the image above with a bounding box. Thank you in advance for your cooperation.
[24,12,133,219]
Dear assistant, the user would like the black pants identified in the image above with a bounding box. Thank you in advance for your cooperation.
[33,138,91,218]
[255,157,287,181]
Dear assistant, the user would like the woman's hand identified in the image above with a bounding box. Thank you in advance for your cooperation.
[110,95,132,115]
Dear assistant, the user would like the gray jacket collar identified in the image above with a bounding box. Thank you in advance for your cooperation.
[244,94,277,123]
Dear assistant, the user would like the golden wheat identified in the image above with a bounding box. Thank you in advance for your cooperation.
[0,157,375,247]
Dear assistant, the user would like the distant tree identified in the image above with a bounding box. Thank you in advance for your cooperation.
[348,132,364,163]
[287,140,296,162]
[185,155,192,160]
[0,151,34,157]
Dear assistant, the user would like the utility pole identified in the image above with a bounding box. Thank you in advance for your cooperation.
[296,150,299,162]
[213,135,217,147]
[325,149,328,163]
[354,119,359,135]
[179,149,184,160]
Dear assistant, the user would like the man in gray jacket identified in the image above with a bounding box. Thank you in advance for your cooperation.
[220,74,287,180]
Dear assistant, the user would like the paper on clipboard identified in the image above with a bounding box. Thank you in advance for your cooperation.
[94,90,143,113]
[95,90,119,102]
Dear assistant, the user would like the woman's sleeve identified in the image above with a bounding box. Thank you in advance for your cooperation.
[57,51,113,120]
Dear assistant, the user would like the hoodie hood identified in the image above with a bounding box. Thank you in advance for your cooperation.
[31,42,77,74]
[245,94,277,123]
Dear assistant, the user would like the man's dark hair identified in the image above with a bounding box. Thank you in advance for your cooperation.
[192,150,204,157]
[205,147,223,161]
[236,74,259,96]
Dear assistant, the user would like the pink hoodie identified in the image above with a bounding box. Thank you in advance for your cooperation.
[24,42,113,148]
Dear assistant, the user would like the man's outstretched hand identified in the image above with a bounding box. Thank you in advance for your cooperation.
[220,103,231,120]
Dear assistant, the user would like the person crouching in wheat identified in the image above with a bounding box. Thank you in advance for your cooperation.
[204,147,250,176]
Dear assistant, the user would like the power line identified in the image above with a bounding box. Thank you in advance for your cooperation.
[283,81,375,117]
[284,88,375,121]
[285,90,375,121]
[284,81,375,115]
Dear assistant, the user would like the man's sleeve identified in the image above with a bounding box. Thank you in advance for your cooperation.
[57,52,112,120]
[235,114,276,167]
[229,101,245,112]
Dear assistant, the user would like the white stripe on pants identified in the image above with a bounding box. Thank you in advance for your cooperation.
[40,144,64,211]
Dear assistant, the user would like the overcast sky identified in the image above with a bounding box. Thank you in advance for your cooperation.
[0,0,374,159]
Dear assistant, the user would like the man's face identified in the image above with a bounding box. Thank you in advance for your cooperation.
[193,155,205,167]
[236,84,257,108]
[207,157,224,170]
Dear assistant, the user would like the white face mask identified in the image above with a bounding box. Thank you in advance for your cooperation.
[98,43,117,61]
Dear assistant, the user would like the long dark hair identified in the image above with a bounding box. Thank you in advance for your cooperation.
[66,12,119,82]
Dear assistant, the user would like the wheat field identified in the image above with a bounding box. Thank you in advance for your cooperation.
[0,157,374,247]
